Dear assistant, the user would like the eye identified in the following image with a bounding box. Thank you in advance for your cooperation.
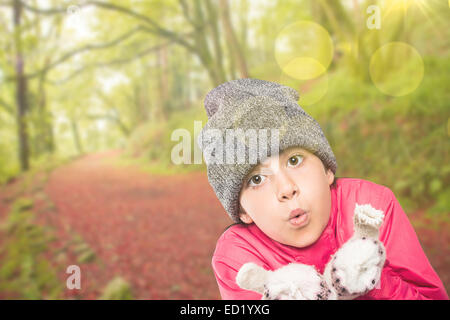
[247,174,266,188]
[287,154,303,167]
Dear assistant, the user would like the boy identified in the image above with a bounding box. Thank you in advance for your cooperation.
[197,78,448,300]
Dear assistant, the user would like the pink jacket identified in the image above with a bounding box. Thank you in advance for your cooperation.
[212,178,448,300]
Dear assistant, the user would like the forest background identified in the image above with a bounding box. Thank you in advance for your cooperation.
[0,0,448,299]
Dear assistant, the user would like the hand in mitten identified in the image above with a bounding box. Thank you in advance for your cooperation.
[236,262,334,300]
[323,203,386,299]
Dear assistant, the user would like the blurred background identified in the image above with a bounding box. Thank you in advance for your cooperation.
[0,0,448,299]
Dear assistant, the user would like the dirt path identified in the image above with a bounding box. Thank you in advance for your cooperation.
[1,150,448,299]
[41,150,230,299]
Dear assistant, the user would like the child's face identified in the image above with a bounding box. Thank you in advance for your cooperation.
[239,146,334,248]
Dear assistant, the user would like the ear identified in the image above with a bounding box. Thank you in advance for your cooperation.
[239,212,254,224]
[326,168,334,186]
[236,262,269,294]
[238,203,253,224]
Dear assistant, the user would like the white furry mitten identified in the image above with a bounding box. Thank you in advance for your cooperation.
[236,262,333,300]
[235,203,386,300]
[323,203,386,299]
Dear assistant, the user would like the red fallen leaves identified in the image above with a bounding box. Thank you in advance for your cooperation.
[408,209,450,295]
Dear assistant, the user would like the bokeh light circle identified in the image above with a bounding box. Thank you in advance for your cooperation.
[275,21,334,80]
[369,42,424,97]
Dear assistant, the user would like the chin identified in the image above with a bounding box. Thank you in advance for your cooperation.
[293,236,317,248]
[292,227,322,248]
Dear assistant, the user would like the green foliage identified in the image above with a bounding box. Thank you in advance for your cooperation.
[0,130,20,185]
[0,197,63,299]
[99,277,133,300]
[70,235,97,264]
[120,104,208,175]
[311,56,450,215]
[428,188,450,219]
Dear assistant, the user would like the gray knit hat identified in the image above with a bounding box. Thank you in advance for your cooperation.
[197,78,337,223]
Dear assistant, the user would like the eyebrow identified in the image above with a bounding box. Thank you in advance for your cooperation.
[251,161,270,173]
[246,149,306,176]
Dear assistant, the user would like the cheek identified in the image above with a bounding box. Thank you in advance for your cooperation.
[296,172,321,193]
[302,164,329,188]
[295,171,331,206]
[241,187,273,212]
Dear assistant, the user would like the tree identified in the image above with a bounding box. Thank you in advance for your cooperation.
[16,0,248,86]
[0,0,250,172]
[0,0,159,170]
[12,0,30,171]
[219,0,249,79]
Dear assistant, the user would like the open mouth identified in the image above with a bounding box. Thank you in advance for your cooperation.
[289,210,308,227]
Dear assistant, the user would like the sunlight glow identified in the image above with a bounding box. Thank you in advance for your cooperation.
[369,42,424,97]
[274,21,333,80]
[387,0,431,15]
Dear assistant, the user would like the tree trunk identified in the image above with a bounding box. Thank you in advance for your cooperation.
[204,0,227,82]
[155,42,169,122]
[184,50,192,109]
[13,0,30,171]
[70,118,84,155]
[189,0,226,86]
[34,2,56,155]
[219,0,249,78]
[36,66,56,154]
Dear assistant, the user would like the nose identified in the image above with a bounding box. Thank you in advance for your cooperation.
[275,170,299,201]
